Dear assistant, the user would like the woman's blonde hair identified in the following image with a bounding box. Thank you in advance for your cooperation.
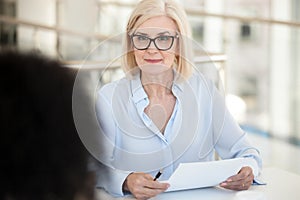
[122,0,194,80]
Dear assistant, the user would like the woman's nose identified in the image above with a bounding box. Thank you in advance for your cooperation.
[147,40,159,52]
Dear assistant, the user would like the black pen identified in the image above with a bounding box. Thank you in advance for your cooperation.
[153,169,163,181]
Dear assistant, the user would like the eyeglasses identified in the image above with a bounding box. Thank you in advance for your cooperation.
[131,34,179,51]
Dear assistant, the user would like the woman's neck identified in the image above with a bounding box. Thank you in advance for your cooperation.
[141,70,174,97]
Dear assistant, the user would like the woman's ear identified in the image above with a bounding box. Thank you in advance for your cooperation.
[173,55,179,67]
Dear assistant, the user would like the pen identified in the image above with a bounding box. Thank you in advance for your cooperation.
[153,169,163,181]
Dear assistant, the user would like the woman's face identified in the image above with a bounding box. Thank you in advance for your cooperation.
[132,16,178,75]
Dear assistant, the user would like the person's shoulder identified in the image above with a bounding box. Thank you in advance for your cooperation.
[188,71,215,90]
[99,77,127,90]
[98,77,131,99]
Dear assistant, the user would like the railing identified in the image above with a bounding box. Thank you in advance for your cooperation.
[1,0,299,50]
[63,54,227,69]
[0,15,110,41]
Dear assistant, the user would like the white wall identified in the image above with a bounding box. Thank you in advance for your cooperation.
[203,0,224,53]
[58,0,97,60]
[17,0,56,56]
[16,0,98,59]
[269,0,292,138]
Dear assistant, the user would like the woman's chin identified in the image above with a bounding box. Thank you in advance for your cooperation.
[139,63,170,75]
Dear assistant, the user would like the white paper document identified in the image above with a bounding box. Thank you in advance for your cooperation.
[162,157,258,192]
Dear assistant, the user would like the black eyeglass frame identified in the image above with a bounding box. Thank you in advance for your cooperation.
[130,34,179,51]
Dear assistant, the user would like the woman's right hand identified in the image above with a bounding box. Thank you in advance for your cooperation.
[123,172,170,200]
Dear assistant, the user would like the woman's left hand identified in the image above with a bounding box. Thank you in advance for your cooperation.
[220,166,254,190]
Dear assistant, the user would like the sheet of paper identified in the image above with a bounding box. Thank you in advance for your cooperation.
[162,157,258,192]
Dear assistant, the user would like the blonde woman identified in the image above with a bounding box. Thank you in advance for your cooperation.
[95,0,262,199]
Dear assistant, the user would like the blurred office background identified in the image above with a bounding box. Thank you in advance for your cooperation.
[1,0,299,174]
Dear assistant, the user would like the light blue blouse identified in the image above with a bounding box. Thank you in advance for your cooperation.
[94,71,262,197]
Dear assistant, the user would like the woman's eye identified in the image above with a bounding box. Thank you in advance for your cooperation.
[158,36,170,41]
[137,36,148,41]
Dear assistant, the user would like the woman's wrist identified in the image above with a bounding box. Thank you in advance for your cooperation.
[122,173,133,192]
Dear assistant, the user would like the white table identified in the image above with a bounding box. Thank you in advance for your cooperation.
[95,167,300,200]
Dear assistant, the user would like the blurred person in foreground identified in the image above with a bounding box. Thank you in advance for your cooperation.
[0,50,95,200]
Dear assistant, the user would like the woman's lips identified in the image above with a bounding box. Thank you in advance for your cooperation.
[144,59,163,64]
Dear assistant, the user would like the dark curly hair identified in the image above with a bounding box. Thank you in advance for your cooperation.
[0,50,95,200]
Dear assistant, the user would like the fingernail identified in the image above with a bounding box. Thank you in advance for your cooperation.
[227,179,232,182]
[220,182,227,186]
